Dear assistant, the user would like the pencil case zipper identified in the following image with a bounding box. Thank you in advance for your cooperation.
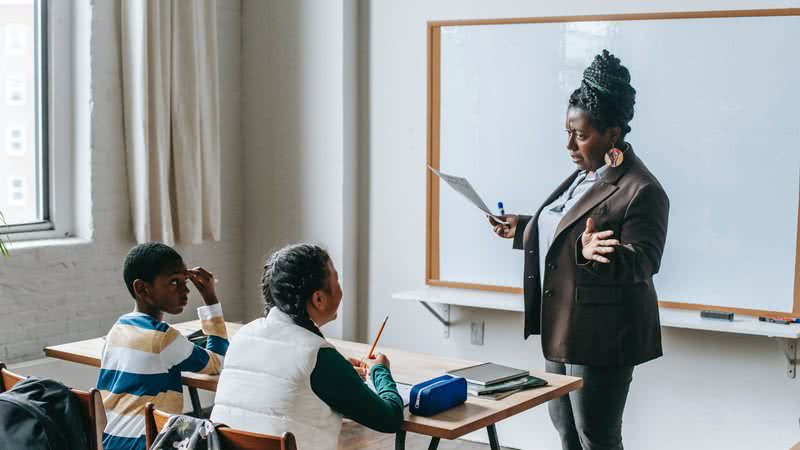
[414,379,451,409]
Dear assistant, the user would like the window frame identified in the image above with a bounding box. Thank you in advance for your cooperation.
[2,0,74,241]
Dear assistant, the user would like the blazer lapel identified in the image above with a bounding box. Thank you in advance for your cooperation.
[552,182,618,241]
[551,148,638,242]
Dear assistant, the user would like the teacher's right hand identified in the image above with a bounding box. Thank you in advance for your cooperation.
[488,214,519,239]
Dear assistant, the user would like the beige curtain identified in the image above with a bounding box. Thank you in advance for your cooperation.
[121,0,221,245]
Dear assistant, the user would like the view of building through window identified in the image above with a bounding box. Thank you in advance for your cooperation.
[0,0,38,226]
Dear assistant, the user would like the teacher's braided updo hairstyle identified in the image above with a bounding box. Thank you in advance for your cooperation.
[262,243,331,337]
[569,49,636,140]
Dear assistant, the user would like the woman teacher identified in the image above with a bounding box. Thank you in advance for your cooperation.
[489,50,669,450]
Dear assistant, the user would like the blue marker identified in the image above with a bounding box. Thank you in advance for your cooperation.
[497,201,505,216]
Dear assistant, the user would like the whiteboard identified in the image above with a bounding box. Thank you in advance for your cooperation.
[429,11,800,314]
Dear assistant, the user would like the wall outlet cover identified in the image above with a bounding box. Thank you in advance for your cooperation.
[470,320,484,345]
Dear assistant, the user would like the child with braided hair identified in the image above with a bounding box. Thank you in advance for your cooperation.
[211,244,403,450]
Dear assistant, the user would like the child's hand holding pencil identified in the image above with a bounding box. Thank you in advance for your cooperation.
[363,353,390,371]
[346,353,390,381]
[349,315,391,380]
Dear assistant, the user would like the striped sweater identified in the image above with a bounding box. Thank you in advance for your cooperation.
[97,304,228,450]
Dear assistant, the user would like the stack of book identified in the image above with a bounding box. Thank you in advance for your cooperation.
[446,362,548,400]
[466,375,548,400]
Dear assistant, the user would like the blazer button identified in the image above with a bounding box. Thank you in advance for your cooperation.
[547,263,557,271]
[544,290,553,297]
[529,250,535,255]
[527,275,535,279]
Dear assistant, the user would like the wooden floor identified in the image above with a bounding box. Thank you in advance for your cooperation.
[337,420,515,450]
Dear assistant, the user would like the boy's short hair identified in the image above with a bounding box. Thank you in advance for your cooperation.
[122,242,184,298]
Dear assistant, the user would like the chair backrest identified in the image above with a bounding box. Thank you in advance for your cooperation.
[144,403,298,450]
[0,362,106,450]
[0,362,25,391]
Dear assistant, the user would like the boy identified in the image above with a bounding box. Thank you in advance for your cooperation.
[98,242,229,450]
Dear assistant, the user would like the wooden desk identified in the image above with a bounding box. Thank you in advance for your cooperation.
[45,320,582,450]
[45,321,237,391]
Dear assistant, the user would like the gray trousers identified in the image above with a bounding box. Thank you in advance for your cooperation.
[545,360,634,450]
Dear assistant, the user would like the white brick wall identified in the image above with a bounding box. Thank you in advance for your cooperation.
[0,0,244,363]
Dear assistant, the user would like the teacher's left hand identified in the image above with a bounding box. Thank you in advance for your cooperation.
[581,218,619,264]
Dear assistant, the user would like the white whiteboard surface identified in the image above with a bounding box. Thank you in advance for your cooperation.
[434,14,800,313]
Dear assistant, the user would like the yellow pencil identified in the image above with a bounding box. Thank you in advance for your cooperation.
[367,315,389,359]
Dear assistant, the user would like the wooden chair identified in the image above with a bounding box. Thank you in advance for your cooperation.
[145,403,298,450]
[0,362,107,450]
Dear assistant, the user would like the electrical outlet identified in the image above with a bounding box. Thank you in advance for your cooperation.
[470,320,484,345]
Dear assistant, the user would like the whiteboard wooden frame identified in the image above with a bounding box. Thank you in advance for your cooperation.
[425,8,800,317]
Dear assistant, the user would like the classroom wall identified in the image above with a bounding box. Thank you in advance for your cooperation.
[0,0,244,363]
[361,1,800,449]
[4,1,799,448]
[240,0,360,339]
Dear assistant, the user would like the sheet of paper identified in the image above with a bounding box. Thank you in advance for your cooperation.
[429,166,508,224]
[367,379,412,407]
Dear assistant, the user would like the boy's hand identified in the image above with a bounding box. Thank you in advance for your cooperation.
[187,267,219,305]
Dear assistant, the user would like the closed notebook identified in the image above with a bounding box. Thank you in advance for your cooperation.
[446,362,529,386]
[467,375,548,396]
[475,388,522,401]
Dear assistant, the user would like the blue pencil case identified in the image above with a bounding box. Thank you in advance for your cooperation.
[409,375,467,416]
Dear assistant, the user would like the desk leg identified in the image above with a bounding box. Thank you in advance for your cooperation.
[427,437,440,450]
[395,430,406,450]
[487,424,500,450]
[188,387,203,417]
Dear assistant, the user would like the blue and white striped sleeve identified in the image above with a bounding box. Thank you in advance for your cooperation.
[160,303,229,374]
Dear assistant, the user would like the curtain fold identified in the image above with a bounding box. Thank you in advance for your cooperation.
[121,0,221,245]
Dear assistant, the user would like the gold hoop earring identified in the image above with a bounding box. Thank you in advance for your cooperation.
[604,142,625,168]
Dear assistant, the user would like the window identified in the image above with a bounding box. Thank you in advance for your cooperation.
[6,124,26,156]
[0,0,73,240]
[5,24,26,56]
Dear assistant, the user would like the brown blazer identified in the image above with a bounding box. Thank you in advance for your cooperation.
[513,147,669,367]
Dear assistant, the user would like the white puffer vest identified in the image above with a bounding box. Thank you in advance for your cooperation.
[210,308,342,450]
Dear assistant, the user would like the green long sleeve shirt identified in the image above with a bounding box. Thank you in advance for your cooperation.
[310,348,404,433]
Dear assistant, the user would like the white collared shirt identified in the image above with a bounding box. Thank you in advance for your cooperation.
[537,164,610,287]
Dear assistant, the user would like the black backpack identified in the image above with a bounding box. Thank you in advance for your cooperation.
[0,377,89,450]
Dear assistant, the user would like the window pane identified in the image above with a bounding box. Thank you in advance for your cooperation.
[0,0,41,226]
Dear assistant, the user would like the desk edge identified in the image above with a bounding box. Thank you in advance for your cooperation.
[403,376,583,440]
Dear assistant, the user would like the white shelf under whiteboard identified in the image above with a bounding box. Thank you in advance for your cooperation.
[392,286,800,340]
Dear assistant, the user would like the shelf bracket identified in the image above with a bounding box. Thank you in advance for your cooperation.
[419,301,451,338]
[774,338,798,378]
